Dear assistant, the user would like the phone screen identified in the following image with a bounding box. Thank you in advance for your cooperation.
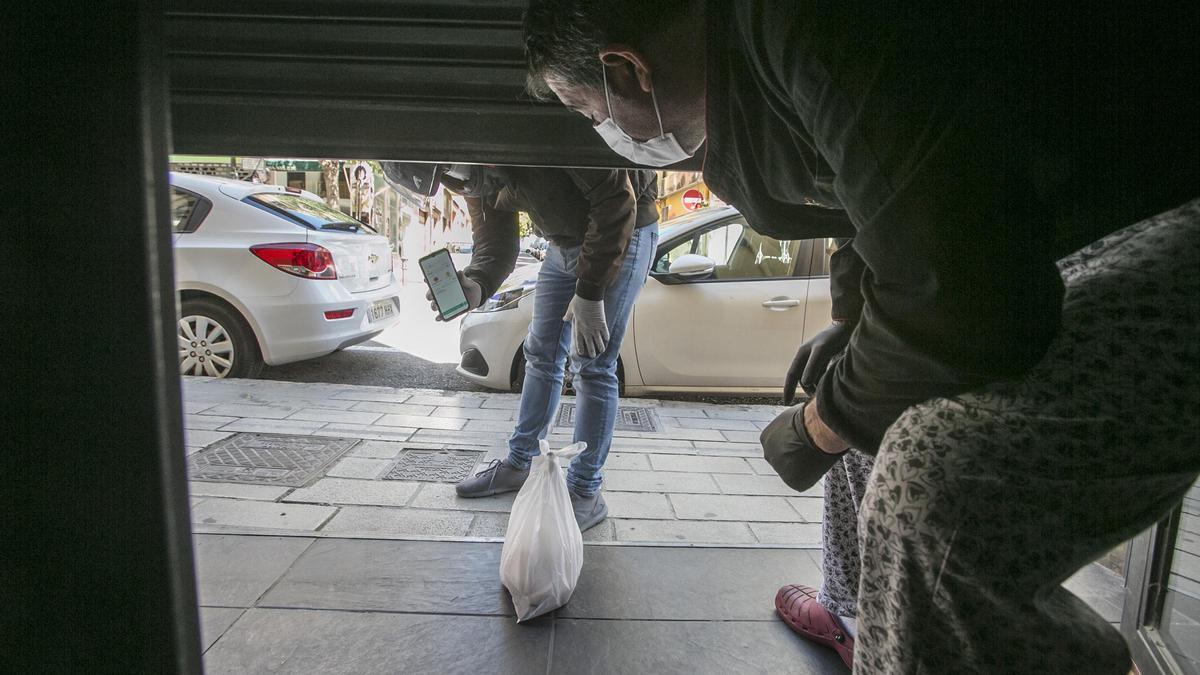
[419,248,470,320]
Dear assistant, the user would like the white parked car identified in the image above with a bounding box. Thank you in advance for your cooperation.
[456,206,836,396]
[171,172,402,378]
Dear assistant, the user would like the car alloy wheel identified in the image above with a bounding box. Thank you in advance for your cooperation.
[178,314,235,377]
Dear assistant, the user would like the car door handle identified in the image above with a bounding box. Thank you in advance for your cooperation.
[762,297,801,310]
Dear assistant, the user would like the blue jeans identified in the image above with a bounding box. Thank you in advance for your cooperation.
[505,224,659,496]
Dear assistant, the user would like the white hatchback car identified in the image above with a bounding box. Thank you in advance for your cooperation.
[457,206,837,397]
[171,172,402,378]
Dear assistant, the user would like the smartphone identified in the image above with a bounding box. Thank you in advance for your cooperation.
[419,248,471,320]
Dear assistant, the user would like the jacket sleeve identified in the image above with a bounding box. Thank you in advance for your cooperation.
[828,238,865,324]
[566,168,639,301]
[461,194,520,301]
[753,2,1063,452]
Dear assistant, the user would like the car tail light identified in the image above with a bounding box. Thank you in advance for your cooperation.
[250,243,337,279]
[323,308,355,320]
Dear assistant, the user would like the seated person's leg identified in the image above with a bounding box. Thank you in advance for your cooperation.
[855,200,1200,674]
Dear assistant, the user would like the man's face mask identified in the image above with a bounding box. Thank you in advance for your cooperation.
[593,67,693,167]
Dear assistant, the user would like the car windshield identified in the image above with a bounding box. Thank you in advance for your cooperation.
[248,193,363,231]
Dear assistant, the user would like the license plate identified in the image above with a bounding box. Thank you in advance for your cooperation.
[369,298,396,323]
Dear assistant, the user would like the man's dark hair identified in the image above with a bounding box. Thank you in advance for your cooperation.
[522,0,690,100]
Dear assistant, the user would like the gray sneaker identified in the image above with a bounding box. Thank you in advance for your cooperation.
[571,491,609,532]
[456,459,529,498]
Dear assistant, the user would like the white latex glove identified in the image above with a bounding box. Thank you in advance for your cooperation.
[426,271,482,321]
[563,295,609,358]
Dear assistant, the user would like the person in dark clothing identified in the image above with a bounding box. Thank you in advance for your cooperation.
[521,1,1199,672]
[389,164,659,532]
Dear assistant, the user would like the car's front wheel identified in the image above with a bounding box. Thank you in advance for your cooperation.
[178,298,263,379]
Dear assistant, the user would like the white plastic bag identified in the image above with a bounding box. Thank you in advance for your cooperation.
[500,440,585,622]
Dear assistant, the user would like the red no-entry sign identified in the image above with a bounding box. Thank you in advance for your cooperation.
[682,188,705,211]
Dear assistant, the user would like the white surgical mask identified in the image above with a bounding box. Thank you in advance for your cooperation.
[594,68,693,167]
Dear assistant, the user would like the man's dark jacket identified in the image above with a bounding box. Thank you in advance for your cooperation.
[702,0,1199,452]
[463,167,658,301]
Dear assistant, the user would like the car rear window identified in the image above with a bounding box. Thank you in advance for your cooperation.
[248,193,363,231]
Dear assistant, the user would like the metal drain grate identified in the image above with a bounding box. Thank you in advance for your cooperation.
[555,403,659,432]
[382,448,485,483]
[188,433,359,486]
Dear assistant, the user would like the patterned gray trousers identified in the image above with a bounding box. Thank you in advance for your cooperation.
[817,449,873,618]
[852,200,1200,673]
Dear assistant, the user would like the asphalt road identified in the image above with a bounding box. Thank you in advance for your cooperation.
[258,344,781,406]
[259,345,492,392]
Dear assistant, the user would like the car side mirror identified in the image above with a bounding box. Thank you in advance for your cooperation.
[669,254,717,277]
[657,254,716,284]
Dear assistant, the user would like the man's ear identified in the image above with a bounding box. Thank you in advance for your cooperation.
[599,44,654,94]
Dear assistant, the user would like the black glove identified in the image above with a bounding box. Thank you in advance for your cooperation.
[783,321,854,405]
[760,402,845,492]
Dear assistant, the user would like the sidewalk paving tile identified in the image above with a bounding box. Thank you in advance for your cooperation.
[285,478,420,507]
[406,394,486,408]
[605,491,675,520]
[347,440,409,459]
[613,519,756,544]
[409,482,516,513]
[703,408,783,422]
[608,438,695,454]
[713,473,798,496]
[185,414,239,430]
[259,539,511,615]
[325,458,392,480]
[464,510,617,542]
[199,607,244,651]
[1063,563,1126,623]
[669,494,799,522]
[287,408,383,425]
[429,406,517,421]
[692,441,763,456]
[203,609,551,674]
[375,414,465,430]
[675,417,760,431]
[187,482,288,501]
[603,470,720,494]
[746,457,778,475]
[193,498,336,531]
[184,400,217,414]
[311,424,415,443]
[788,497,825,523]
[603,452,651,471]
[612,427,725,441]
[646,404,710,419]
[331,390,414,404]
[462,419,518,433]
[560,546,821,620]
[218,418,326,435]
[184,429,235,448]
[248,397,359,411]
[204,403,302,419]
[551,619,846,675]
[347,400,435,416]
[193,534,314,607]
[480,397,522,409]
[721,430,765,443]
[648,454,753,474]
[409,429,508,446]
[750,522,824,546]
[466,512,510,537]
[320,506,474,537]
